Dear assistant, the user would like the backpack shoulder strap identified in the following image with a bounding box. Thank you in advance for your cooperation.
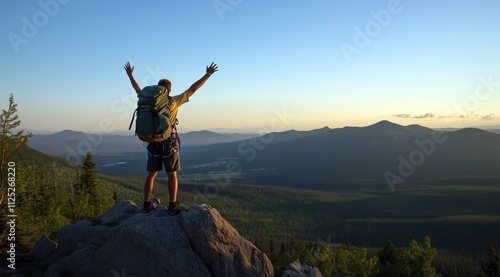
[128,109,138,130]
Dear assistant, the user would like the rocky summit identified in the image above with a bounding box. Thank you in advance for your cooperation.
[43,200,274,277]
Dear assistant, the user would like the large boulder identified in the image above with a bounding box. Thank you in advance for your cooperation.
[45,200,274,277]
[179,204,274,276]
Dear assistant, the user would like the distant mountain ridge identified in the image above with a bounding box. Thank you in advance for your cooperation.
[28,129,258,157]
[179,120,500,189]
[27,121,500,189]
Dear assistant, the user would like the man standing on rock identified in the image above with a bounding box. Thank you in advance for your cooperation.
[124,61,218,215]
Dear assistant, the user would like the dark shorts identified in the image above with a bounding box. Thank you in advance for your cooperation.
[146,141,180,172]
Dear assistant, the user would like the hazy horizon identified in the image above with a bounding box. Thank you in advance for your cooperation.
[17,119,500,136]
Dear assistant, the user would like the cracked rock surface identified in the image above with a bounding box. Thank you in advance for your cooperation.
[44,200,274,277]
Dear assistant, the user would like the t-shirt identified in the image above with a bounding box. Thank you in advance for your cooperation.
[169,90,190,126]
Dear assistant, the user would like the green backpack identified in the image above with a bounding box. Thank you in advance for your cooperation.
[128,85,172,143]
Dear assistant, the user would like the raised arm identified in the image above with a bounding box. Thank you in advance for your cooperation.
[186,62,218,98]
[124,62,141,94]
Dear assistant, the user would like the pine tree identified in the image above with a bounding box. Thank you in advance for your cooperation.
[396,237,437,277]
[0,94,32,250]
[77,152,100,207]
[378,240,397,266]
[0,93,32,205]
[481,245,500,277]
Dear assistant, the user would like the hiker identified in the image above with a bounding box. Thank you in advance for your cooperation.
[124,61,218,215]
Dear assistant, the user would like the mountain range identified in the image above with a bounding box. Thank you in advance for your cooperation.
[28,121,500,189]
[28,130,256,156]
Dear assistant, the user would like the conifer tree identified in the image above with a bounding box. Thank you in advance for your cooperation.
[377,240,398,276]
[378,240,397,266]
[77,151,100,206]
[0,93,32,205]
[481,245,500,277]
[0,94,32,250]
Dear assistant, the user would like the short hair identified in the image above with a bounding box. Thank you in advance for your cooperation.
[158,79,171,92]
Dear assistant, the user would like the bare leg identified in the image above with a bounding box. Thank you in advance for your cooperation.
[144,171,158,202]
[166,171,178,203]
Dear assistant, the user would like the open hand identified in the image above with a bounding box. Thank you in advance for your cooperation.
[124,62,134,75]
[206,62,218,75]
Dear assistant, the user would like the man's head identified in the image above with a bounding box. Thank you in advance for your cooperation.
[158,79,172,93]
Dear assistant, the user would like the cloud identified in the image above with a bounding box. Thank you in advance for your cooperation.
[481,113,497,121]
[413,113,435,119]
[394,113,412,118]
[393,113,435,119]
[393,111,500,121]
[458,111,500,120]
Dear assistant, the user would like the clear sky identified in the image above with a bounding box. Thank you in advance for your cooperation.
[1,0,499,133]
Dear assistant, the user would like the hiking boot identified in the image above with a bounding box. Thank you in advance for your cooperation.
[143,202,157,213]
[168,202,180,216]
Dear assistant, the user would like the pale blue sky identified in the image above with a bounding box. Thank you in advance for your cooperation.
[1,0,499,133]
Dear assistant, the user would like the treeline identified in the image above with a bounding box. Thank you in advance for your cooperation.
[253,235,500,277]
[5,152,117,251]
[0,94,124,252]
